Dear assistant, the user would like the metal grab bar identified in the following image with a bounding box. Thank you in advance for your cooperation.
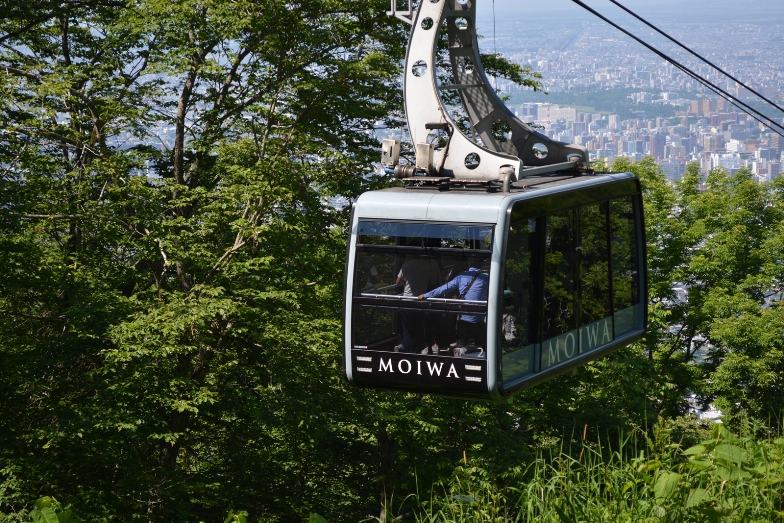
[361,284,401,293]
[359,293,487,305]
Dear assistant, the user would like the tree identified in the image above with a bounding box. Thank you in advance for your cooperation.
[604,158,784,429]
[0,0,406,520]
[0,1,555,521]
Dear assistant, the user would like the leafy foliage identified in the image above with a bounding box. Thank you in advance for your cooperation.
[2,0,784,519]
[0,0,407,520]
[414,423,784,523]
[0,2,550,521]
[28,498,77,523]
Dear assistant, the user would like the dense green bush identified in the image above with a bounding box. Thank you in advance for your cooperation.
[414,422,784,523]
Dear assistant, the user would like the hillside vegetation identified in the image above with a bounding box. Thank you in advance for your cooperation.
[3,1,784,521]
[415,422,784,523]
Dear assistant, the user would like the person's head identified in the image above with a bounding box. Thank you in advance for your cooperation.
[468,256,482,269]
[503,289,514,308]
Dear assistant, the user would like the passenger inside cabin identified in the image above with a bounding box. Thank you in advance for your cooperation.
[361,265,383,291]
[394,255,440,353]
[418,257,489,356]
[501,289,519,349]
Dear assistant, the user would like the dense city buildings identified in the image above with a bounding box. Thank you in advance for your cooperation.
[515,101,782,181]
[480,7,784,180]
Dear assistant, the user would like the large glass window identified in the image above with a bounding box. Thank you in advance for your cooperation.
[503,192,644,387]
[611,197,644,336]
[353,222,493,358]
[578,203,613,353]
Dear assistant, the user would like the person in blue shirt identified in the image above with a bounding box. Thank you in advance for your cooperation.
[418,257,489,352]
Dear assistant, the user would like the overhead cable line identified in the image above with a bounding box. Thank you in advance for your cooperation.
[568,0,784,138]
[608,0,784,118]
[493,0,498,89]
[569,0,784,136]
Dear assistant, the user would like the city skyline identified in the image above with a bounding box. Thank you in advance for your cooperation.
[469,0,784,180]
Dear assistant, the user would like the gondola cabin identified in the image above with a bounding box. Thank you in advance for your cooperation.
[343,173,647,399]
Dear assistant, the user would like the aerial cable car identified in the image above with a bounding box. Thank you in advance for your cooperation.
[343,0,647,399]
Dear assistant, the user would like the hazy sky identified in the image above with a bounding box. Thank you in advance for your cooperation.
[476,0,784,23]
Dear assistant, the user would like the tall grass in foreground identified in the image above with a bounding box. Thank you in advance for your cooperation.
[413,424,784,523]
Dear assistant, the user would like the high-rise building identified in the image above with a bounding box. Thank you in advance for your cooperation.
[651,133,667,159]
[661,159,686,181]
[770,161,781,179]
[757,148,773,161]
[627,140,644,155]
[704,134,723,151]
[711,113,735,127]
[711,153,743,173]
[772,134,782,158]
[666,144,687,158]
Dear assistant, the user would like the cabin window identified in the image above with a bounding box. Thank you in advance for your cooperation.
[500,217,538,382]
[352,221,493,358]
[577,203,613,354]
[503,193,644,387]
[611,197,644,336]
[540,210,578,370]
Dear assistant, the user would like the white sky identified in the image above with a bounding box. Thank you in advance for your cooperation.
[477,0,782,21]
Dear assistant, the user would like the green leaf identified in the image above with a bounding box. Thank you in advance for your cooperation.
[37,507,59,523]
[33,498,53,511]
[685,488,707,508]
[683,444,706,456]
[685,458,713,470]
[308,514,328,523]
[713,444,747,465]
[653,471,680,501]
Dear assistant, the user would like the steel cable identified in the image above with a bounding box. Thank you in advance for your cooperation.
[568,0,784,137]
[608,0,784,118]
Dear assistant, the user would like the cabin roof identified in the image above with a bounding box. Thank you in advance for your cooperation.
[353,172,637,224]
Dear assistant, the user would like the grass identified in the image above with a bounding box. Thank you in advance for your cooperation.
[411,422,784,523]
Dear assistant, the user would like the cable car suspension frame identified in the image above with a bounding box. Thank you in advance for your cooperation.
[382,0,590,188]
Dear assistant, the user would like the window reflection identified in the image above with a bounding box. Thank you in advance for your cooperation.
[579,203,612,325]
[501,217,538,382]
[540,205,579,370]
[353,222,492,358]
[358,222,493,249]
[579,203,614,354]
[542,211,577,341]
[503,192,644,385]
[611,197,644,336]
